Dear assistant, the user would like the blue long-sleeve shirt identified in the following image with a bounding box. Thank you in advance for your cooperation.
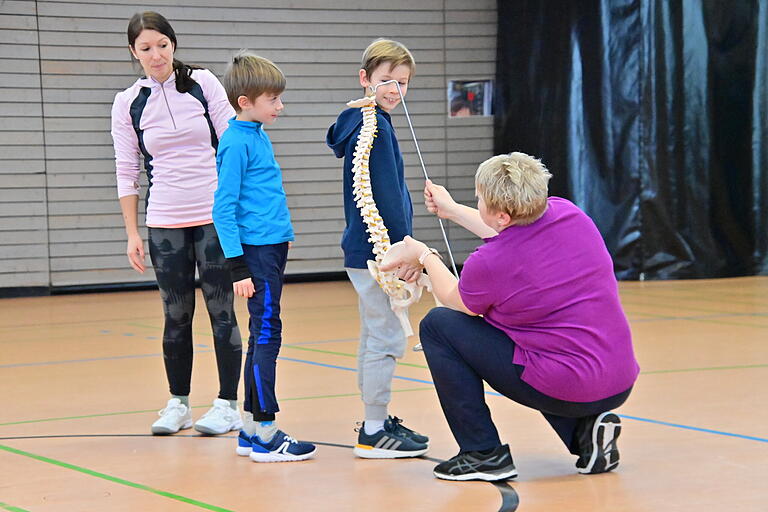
[213,118,293,258]
[326,106,413,268]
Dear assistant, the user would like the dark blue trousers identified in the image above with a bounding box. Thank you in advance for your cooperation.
[420,307,632,454]
[241,242,289,421]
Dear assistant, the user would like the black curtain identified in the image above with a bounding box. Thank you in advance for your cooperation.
[495,0,768,279]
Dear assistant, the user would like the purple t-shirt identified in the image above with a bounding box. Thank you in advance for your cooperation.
[458,197,639,402]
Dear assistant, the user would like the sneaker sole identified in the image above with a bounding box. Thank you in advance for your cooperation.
[353,445,428,459]
[433,467,518,482]
[151,419,193,435]
[194,419,244,436]
[578,412,621,474]
[236,446,252,456]
[249,447,317,463]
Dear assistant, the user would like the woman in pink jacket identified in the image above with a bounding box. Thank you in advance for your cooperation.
[111,12,242,436]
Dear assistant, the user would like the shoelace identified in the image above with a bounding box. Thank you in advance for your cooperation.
[200,403,231,419]
[158,404,185,417]
[389,416,416,435]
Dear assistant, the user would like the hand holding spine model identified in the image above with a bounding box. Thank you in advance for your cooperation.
[346,94,435,336]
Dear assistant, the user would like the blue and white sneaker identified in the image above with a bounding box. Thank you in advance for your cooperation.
[236,429,316,462]
[236,430,255,457]
[388,416,429,445]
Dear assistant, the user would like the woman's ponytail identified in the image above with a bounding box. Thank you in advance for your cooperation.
[172,58,202,93]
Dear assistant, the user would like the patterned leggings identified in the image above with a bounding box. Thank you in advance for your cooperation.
[148,223,242,400]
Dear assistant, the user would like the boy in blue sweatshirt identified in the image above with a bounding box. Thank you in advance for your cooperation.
[326,39,429,459]
[213,51,315,462]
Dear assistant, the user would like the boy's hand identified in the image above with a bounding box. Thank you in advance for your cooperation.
[233,278,255,298]
[225,255,252,298]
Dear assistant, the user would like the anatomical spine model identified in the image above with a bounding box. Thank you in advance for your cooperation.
[346,94,435,336]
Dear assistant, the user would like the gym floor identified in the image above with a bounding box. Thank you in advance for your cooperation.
[1,276,766,511]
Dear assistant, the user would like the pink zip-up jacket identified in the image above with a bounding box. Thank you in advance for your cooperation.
[111,68,235,227]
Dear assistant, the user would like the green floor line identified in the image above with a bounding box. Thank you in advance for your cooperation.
[620,299,768,327]
[0,388,433,427]
[0,316,161,332]
[620,287,768,307]
[0,444,233,512]
[640,363,768,375]
[0,502,31,512]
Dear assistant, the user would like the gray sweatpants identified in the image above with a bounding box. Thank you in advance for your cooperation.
[346,268,407,421]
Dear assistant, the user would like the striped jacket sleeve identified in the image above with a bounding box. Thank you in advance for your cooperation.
[110,89,142,198]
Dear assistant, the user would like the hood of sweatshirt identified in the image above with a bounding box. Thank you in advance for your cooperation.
[326,107,368,157]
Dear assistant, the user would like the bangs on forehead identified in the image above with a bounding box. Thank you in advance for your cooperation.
[361,39,415,78]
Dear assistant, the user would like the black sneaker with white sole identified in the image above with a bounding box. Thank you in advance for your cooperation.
[575,411,621,474]
[433,444,518,482]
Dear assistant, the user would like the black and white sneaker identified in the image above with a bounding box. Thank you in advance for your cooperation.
[575,411,621,474]
[433,444,518,482]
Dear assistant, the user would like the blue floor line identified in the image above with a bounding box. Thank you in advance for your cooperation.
[283,338,358,346]
[5,346,765,444]
[277,355,767,444]
[617,414,768,443]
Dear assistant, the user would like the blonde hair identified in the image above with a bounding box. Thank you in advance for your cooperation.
[361,39,415,80]
[475,152,552,225]
[222,51,285,112]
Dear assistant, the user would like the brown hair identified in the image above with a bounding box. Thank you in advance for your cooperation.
[360,39,415,80]
[222,51,286,112]
[127,11,201,93]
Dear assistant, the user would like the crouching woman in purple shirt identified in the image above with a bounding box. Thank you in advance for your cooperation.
[381,152,639,482]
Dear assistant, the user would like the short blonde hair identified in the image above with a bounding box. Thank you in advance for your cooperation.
[223,51,285,112]
[361,39,415,80]
[475,152,552,225]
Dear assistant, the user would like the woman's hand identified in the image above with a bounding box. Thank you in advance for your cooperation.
[126,234,146,273]
[394,263,422,283]
[233,278,255,298]
[424,180,458,219]
[380,236,429,272]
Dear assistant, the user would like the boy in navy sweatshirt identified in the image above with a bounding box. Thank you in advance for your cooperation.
[326,39,429,459]
[213,51,315,462]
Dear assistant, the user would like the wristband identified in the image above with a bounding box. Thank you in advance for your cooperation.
[418,247,441,266]
[226,255,251,283]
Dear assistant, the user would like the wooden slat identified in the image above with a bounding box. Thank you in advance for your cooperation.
[0,2,497,289]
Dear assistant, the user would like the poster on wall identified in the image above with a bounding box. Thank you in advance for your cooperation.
[448,80,493,117]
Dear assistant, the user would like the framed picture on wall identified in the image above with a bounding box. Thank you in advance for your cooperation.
[448,79,493,117]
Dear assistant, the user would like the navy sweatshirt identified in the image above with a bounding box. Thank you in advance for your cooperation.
[326,106,413,269]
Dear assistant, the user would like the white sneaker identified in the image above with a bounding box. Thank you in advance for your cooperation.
[194,399,243,435]
[151,398,192,435]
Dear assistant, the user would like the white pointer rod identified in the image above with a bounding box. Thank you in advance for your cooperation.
[371,80,459,278]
